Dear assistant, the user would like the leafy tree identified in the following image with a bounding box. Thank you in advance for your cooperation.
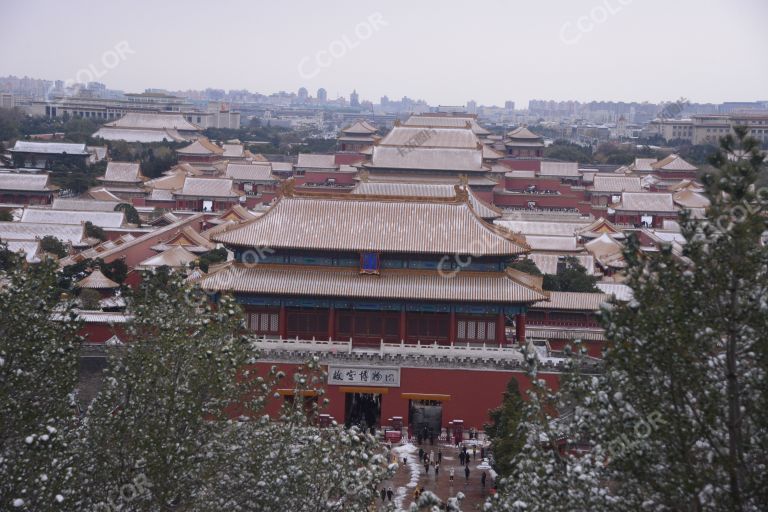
[509,258,542,276]
[544,140,594,164]
[485,377,526,477]
[0,239,21,271]
[77,288,102,310]
[39,236,67,258]
[83,221,106,242]
[197,247,228,272]
[0,260,82,511]
[0,107,24,141]
[542,256,599,292]
[115,203,141,226]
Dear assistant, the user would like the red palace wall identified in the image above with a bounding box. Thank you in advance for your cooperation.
[499,159,541,172]
[80,323,128,344]
[249,362,561,430]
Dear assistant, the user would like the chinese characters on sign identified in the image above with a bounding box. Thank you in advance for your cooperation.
[327,365,401,387]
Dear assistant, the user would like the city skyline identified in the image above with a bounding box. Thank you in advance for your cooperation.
[1,0,766,107]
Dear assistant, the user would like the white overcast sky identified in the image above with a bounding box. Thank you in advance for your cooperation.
[1,0,766,107]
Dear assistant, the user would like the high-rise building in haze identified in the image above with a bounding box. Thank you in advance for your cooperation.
[467,100,477,114]
[350,89,360,107]
[505,100,515,111]
[317,88,327,103]
[297,87,308,102]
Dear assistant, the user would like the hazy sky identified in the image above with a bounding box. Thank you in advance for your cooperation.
[2,0,766,107]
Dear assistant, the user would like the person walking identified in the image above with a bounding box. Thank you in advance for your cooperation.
[435,462,440,478]
[464,464,470,484]
[430,450,435,463]
[387,487,393,502]
[424,458,430,475]
[481,471,487,488]
[449,467,455,483]
[380,488,386,502]
[418,447,424,462]
[473,446,477,461]
[437,449,442,463]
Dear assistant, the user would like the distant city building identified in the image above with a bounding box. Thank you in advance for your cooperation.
[317,88,327,103]
[645,112,768,145]
[26,91,239,129]
[297,87,309,102]
[350,90,360,107]
[466,100,477,114]
[0,93,14,109]
[505,101,515,111]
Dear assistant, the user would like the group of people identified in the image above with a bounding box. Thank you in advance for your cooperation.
[418,446,442,476]
[379,487,394,503]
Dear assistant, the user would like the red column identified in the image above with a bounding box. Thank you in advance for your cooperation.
[448,311,456,345]
[496,311,505,345]
[328,306,335,340]
[279,305,287,338]
[516,313,526,344]
[399,309,407,342]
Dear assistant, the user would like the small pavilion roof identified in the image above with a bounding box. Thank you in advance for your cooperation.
[532,291,610,311]
[136,245,198,269]
[177,138,225,156]
[342,120,378,135]
[99,162,145,183]
[75,269,119,289]
[584,233,626,269]
[506,126,542,140]
[651,154,698,172]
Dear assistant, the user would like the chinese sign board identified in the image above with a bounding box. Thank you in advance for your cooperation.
[327,365,401,387]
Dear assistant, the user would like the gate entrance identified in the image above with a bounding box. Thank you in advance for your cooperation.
[409,399,443,440]
[344,393,381,430]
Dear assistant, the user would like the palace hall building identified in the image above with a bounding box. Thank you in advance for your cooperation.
[198,183,556,430]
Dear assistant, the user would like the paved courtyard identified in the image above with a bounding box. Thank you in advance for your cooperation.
[376,440,495,511]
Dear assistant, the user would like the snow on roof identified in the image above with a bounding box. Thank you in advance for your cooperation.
[75,269,119,289]
[0,173,54,192]
[101,162,144,183]
[11,141,88,155]
[5,240,41,263]
[52,198,120,212]
[176,177,240,198]
[617,192,677,212]
[539,162,580,177]
[103,112,201,131]
[137,245,198,269]
[0,221,85,245]
[21,209,125,228]
[296,154,337,169]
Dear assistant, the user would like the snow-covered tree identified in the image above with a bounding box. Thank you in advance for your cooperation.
[490,129,768,511]
[74,269,260,511]
[0,260,81,511]
[196,358,394,512]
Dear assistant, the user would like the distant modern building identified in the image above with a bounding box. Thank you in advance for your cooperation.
[0,93,15,109]
[297,87,309,102]
[27,91,239,129]
[317,88,327,103]
[505,101,515,111]
[350,90,360,107]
